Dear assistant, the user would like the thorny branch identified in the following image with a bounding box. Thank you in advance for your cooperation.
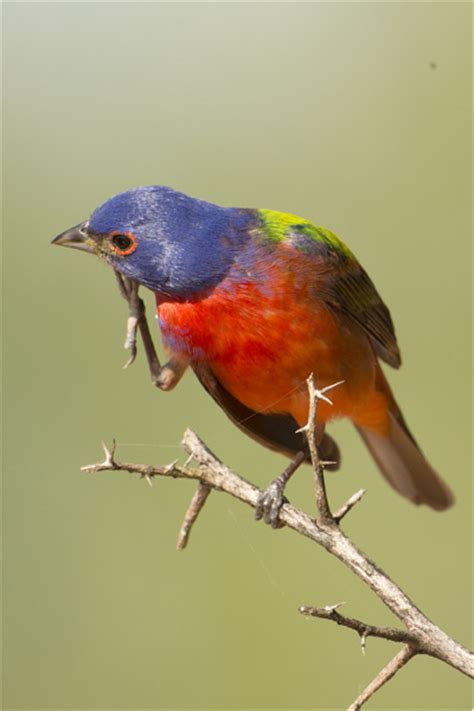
[82,279,473,709]
[298,602,417,648]
[296,375,345,523]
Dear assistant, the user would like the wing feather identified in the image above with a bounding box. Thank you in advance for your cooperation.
[272,218,402,369]
[332,262,401,367]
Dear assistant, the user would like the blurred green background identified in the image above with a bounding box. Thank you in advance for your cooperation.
[2,2,471,709]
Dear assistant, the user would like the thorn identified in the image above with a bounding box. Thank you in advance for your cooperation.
[295,425,308,434]
[324,602,346,613]
[315,391,334,405]
[360,630,368,656]
[306,377,346,406]
[82,440,118,474]
[320,460,338,468]
[320,380,345,394]
[100,439,116,466]
[183,454,194,468]
[163,459,179,474]
[139,466,154,486]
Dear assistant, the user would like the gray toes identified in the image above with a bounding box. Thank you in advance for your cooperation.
[255,482,288,528]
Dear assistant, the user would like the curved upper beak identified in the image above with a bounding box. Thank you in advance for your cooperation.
[51,222,96,253]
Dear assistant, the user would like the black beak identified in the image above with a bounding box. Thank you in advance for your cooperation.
[51,222,95,253]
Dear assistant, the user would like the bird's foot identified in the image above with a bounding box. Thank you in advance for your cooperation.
[255,451,306,529]
[114,271,145,368]
[255,480,289,529]
[151,355,189,391]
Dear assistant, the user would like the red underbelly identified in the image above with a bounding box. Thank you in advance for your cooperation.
[158,293,378,428]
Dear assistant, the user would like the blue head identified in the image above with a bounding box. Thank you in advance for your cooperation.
[53,186,252,301]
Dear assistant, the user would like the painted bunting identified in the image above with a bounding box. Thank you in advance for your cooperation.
[53,186,453,524]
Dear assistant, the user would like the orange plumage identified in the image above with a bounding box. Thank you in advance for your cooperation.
[158,260,388,432]
[54,185,453,515]
[157,214,453,513]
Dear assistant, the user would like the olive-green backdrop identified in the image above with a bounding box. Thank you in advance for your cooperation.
[2,2,471,709]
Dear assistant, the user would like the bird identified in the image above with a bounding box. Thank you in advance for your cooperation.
[53,185,454,524]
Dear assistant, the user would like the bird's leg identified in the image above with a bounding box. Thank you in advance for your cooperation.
[255,450,307,528]
[114,270,189,391]
[115,272,147,368]
[114,271,158,371]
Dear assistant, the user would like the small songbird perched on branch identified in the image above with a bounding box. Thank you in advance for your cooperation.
[53,186,453,524]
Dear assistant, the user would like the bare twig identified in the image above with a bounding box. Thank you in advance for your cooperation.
[333,489,367,523]
[298,604,417,646]
[176,483,212,550]
[348,645,418,711]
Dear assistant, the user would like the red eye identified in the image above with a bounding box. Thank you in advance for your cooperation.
[110,231,137,255]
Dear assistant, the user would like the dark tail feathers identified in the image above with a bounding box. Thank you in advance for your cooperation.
[357,412,454,511]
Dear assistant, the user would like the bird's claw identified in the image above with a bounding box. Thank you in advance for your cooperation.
[114,271,145,369]
[255,481,288,529]
[123,315,139,368]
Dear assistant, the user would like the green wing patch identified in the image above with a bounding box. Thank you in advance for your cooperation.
[258,208,353,258]
[257,208,401,368]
